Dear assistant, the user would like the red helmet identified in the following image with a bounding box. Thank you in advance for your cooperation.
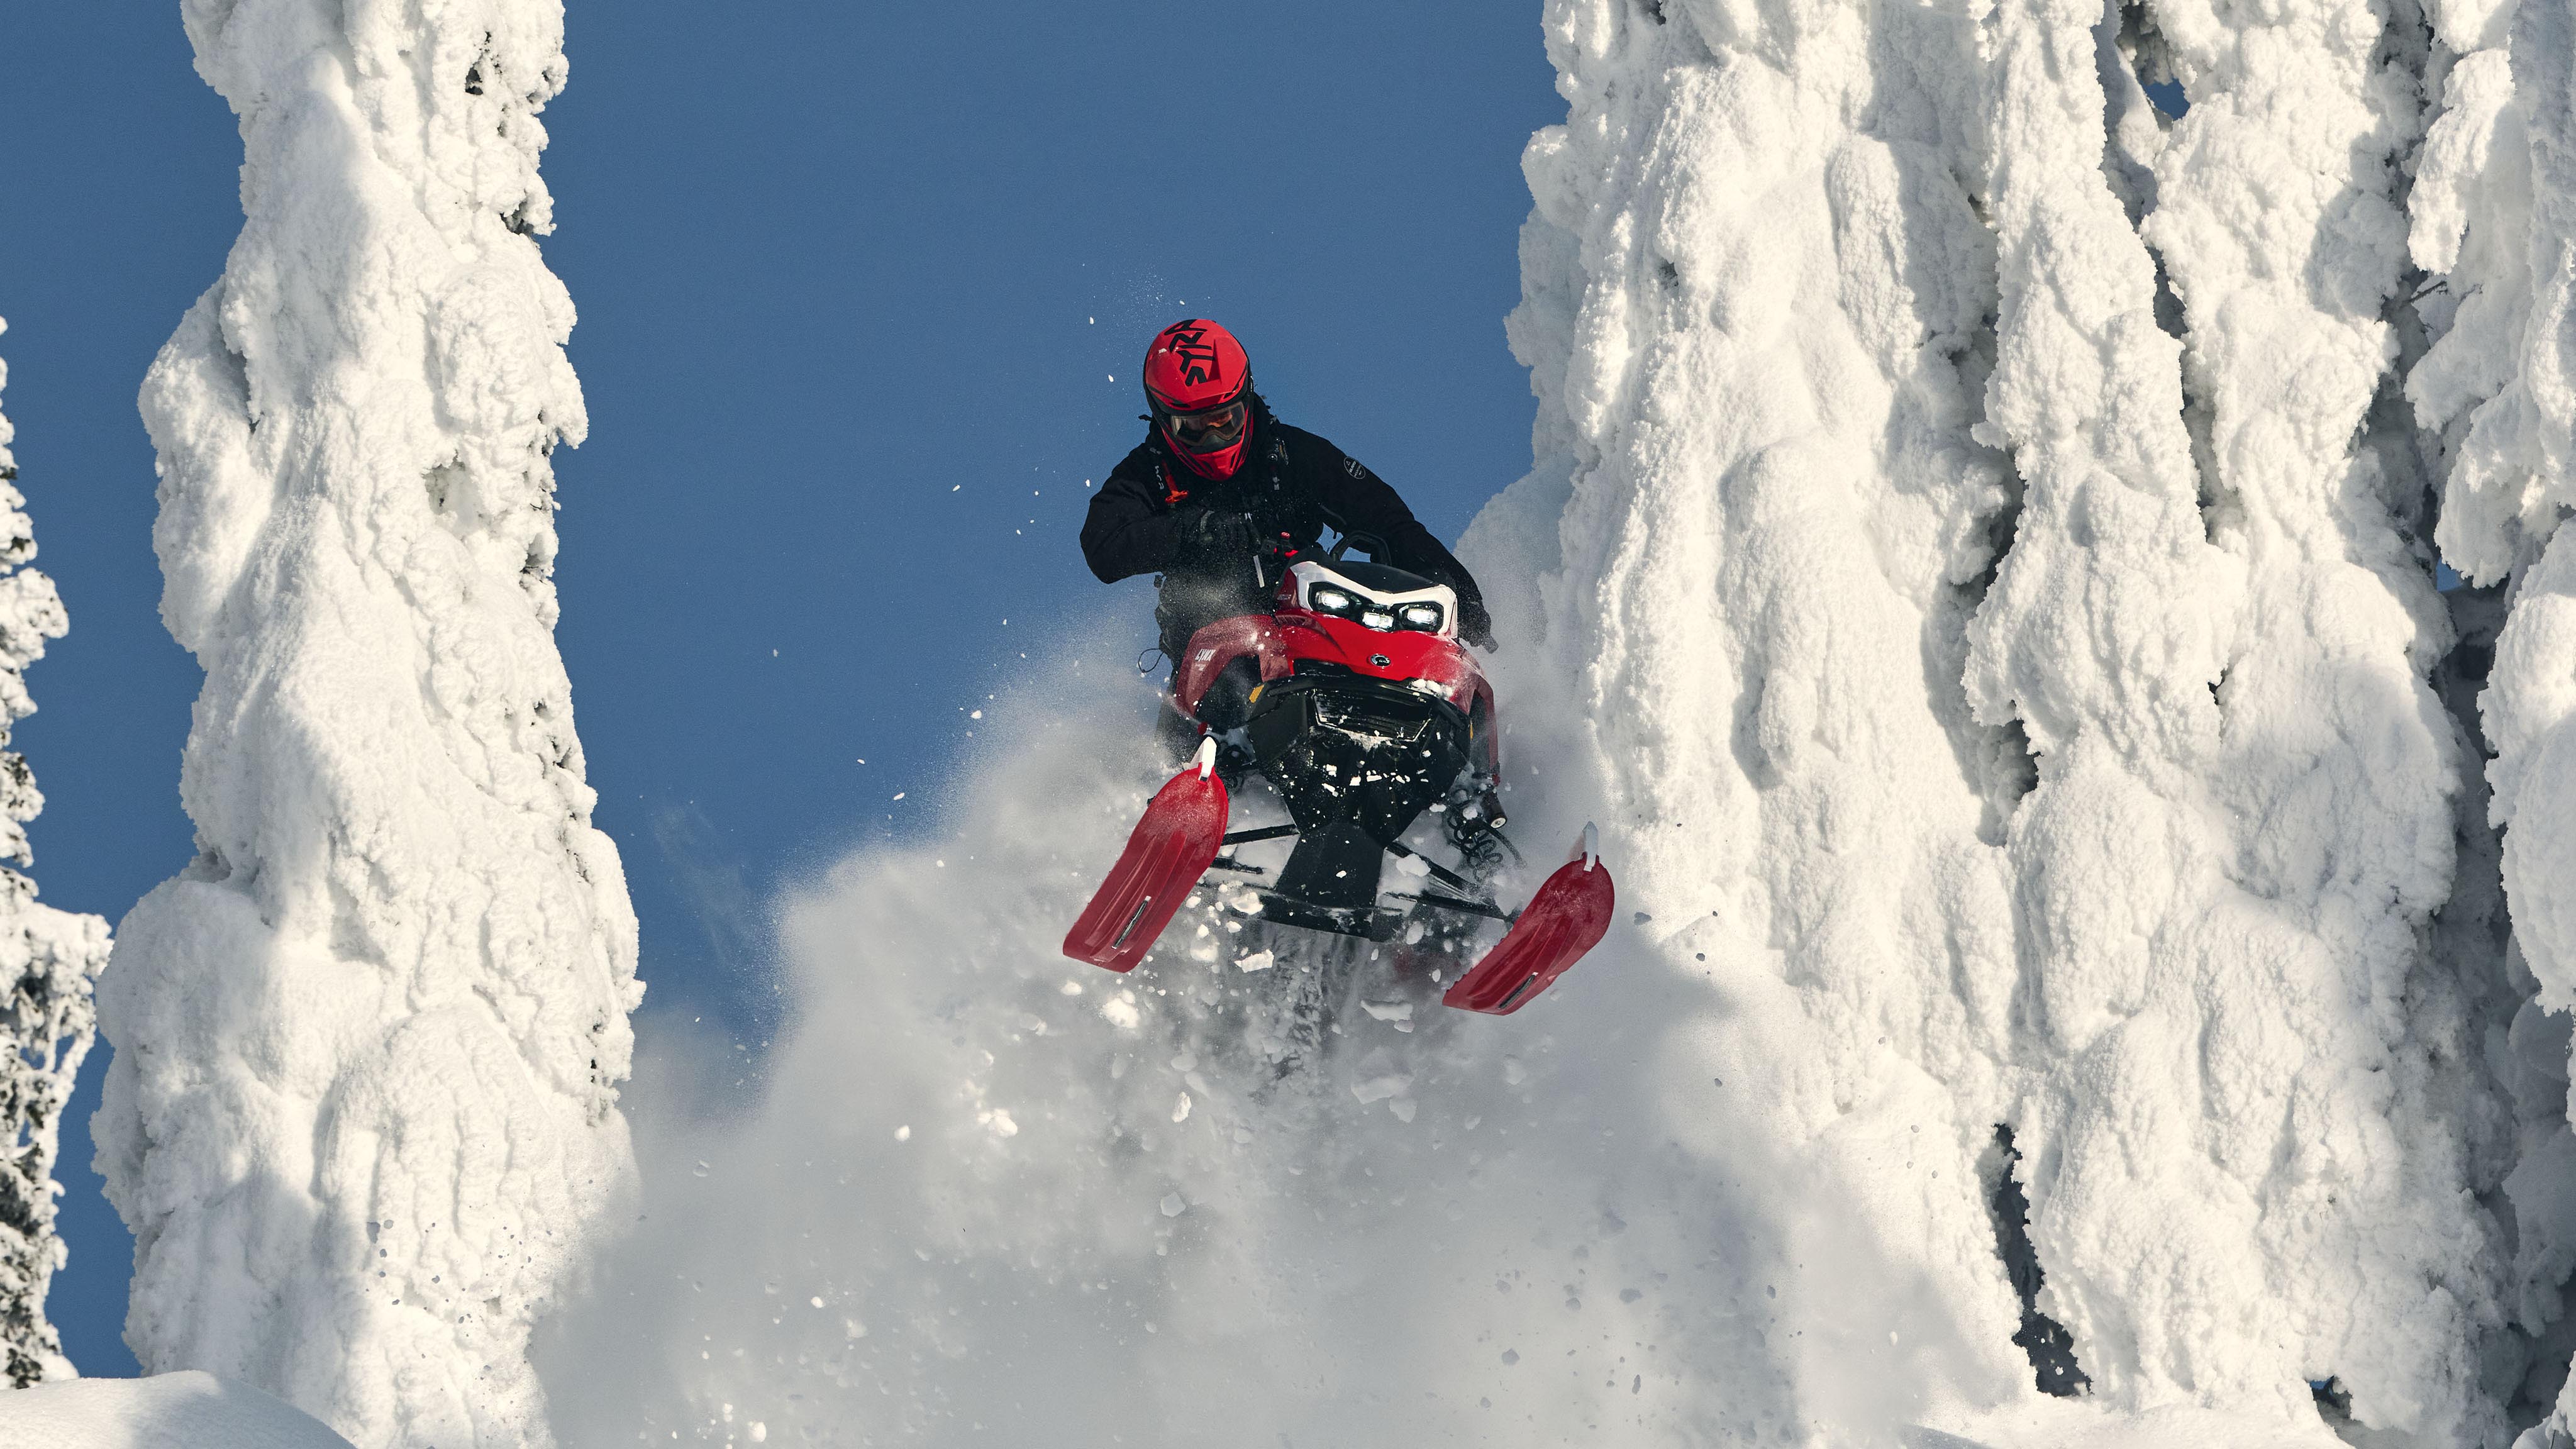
[1143,319,1254,480]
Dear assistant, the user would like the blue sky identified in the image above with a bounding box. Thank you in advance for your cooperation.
[0,2,1560,1378]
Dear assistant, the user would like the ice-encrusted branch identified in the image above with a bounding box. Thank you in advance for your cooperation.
[96,1,640,1443]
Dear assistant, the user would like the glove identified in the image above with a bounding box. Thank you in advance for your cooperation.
[1177,508,1257,558]
[1459,594,1496,651]
[1238,502,1301,560]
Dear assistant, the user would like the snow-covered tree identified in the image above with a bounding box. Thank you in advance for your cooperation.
[1462,0,2516,1440]
[0,323,113,1389]
[2406,0,2576,1434]
[94,1,640,1443]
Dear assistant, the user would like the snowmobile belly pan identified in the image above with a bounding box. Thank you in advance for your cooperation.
[1244,672,1468,850]
[1442,846,1614,1015]
[1063,750,1230,973]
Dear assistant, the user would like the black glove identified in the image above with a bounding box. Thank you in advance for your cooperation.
[1176,508,1257,558]
[1459,594,1495,650]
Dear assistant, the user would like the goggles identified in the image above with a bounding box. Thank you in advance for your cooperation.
[1159,397,1250,455]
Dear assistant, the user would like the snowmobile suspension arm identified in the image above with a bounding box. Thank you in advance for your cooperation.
[1391,891,1513,924]
[1385,839,1480,897]
[1209,822,1298,875]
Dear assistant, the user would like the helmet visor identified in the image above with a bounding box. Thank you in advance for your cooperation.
[1160,399,1249,455]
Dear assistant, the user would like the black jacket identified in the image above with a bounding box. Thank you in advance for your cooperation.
[1080,398,1489,650]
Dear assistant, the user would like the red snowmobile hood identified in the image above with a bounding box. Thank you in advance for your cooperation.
[1172,610,1485,718]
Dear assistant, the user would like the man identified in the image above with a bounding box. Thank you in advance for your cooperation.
[1081,319,1491,748]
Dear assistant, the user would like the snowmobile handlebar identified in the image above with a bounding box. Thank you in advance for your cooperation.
[1328,530,1391,564]
[1252,527,1387,597]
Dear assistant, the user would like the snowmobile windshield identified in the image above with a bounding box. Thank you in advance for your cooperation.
[1160,398,1249,455]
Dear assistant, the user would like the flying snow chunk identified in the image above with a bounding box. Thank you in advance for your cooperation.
[1352,1072,1412,1105]
[1159,1192,1188,1218]
[1172,1092,1192,1123]
[1235,949,1276,972]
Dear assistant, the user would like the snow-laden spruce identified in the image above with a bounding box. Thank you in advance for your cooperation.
[2407,0,2576,1438]
[1975,0,2512,1435]
[94,3,640,1444]
[1479,0,2511,1441]
[0,325,113,1390]
[1472,0,2056,1433]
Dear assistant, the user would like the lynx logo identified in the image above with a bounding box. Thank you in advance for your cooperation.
[1163,325,1226,387]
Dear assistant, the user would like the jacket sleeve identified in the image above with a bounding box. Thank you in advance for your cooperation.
[1303,440,1487,611]
[1080,463,1189,584]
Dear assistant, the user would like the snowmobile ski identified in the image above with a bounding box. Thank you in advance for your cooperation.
[1441,825,1615,1016]
[1063,738,1231,973]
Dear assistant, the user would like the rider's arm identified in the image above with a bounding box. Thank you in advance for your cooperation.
[1299,436,1492,640]
[1080,464,1191,583]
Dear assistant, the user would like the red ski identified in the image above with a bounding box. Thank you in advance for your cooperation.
[1063,739,1230,973]
[1442,827,1615,1016]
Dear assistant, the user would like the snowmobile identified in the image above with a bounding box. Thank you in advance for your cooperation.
[1063,540,1614,1015]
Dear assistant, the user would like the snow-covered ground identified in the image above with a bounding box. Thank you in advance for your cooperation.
[0,1372,356,1449]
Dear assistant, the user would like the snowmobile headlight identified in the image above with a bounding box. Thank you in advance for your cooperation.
[1362,608,1396,630]
[1309,586,1358,616]
[1397,602,1445,631]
